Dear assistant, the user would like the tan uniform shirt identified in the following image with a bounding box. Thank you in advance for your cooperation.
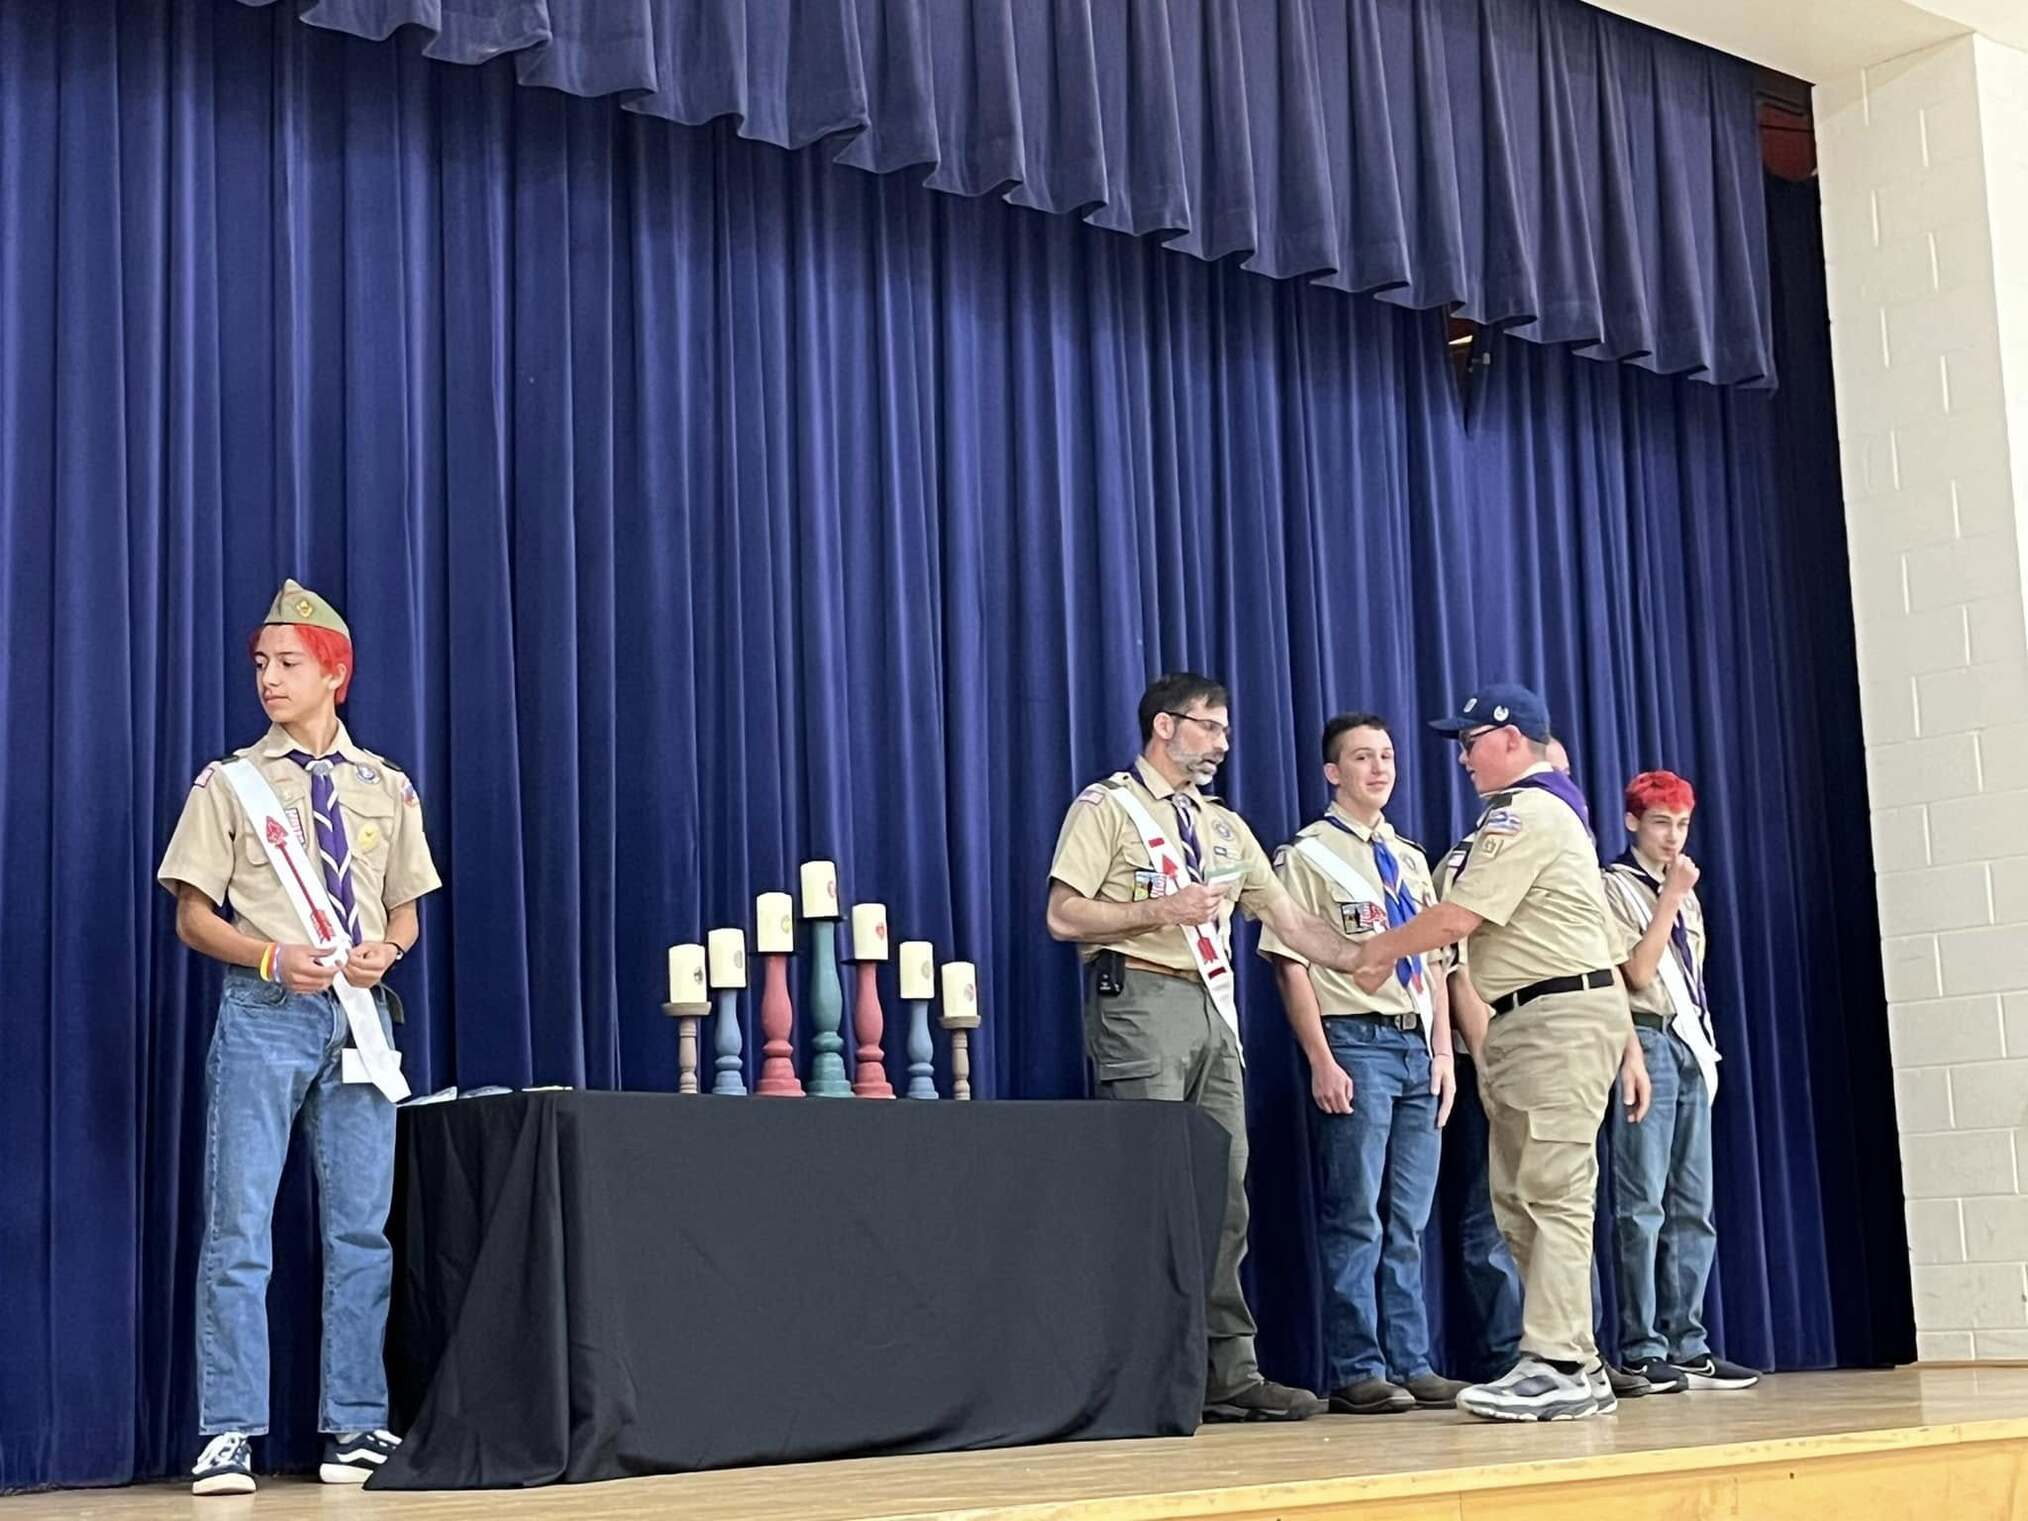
[1259,803,1441,1018]
[1432,832,1474,975]
[1438,768,1620,1002]
[1049,756,1290,973]
[158,722,442,947]
[1603,857,1707,1018]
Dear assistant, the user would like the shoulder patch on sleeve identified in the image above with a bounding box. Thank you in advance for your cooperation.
[1075,783,1109,809]
[192,761,219,790]
[1481,807,1524,836]
[400,776,419,808]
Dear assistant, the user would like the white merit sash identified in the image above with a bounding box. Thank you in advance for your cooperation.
[1292,836,1433,1036]
[219,759,409,1102]
[1103,776,1242,1051]
[1603,868,1719,1102]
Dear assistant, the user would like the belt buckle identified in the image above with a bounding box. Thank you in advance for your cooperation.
[1394,1011,1419,1033]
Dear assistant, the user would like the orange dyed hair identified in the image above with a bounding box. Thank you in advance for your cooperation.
[247,623,355,704]
[1624,769,1695,816]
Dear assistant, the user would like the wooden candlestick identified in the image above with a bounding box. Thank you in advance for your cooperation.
[851,961,895,1099]
[708,928,747,1097]
[756,953,803,1096]
[806,919,850,1097]
[899,941,936,1099]
[664,1003,705,1094]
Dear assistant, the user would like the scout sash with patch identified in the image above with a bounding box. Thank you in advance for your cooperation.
[1292,835,1433,1034]
[218,760,409,1102]
[1603,861,1720,1101]
[1102,775,1243,1050]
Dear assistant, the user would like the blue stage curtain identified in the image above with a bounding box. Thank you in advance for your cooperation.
[230,0,1775,385]
[0,1,1904,1494]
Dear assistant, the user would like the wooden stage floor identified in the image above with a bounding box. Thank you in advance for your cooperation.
[11,1367,2028,1520]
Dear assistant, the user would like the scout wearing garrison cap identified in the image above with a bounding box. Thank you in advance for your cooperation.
[1341,683,1635,1422]
[1046,672,1372,1425]
[158,579,440,1496]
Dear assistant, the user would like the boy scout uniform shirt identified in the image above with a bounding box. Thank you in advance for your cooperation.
[1437,769,1620,1003]
[1432,833,1474,976]
[1258,803,1444,1018]
[157,722,442,947]
[1604,860,1706,1018]
[1049,756,1290,974]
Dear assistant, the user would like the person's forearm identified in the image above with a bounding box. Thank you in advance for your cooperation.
[175,889,267,970]
[383,900,419,956]
[1272,958,1335,1069]
[1448,969,1490,1055]
[1362,902,1482,965]
[1263,898,1365,971]
[1430,970,1454,1057]
[1046,886,1168,943]
[1622,902,1678,989]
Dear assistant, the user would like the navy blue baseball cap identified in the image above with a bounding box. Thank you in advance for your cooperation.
[1427,683,1553,742]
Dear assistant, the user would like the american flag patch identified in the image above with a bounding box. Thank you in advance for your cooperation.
[1339,901,1388,934]
[1076,784,1108,808]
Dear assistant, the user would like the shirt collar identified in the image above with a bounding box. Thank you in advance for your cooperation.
[1133,755,1207,805]
[258,721,365,767]
[1325,799,1388,843]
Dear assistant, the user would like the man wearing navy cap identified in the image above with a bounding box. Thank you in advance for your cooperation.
[1339,684,1637,1422]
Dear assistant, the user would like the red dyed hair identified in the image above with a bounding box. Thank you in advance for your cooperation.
[248,623,355,704]
[1624,770,1695,817]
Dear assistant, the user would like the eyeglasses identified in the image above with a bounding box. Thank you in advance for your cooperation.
[1164,711,1230,741]
[1458,724,1509,756]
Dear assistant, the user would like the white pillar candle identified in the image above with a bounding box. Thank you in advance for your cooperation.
[707,927,747,989]
[800,859,841,919]
[850,903,890,961]
[939,961,980,1027]
[755,891,795,954]
[898,941,935,1001]
[667,943,708,1008]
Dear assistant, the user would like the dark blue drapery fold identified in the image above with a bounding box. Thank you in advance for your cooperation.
[236,0,1776,384]
[0,0,1898,1495]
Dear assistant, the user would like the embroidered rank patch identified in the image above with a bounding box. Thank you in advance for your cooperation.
[1473,835,1508,862]
[1213,820,1235,842]
[192,762,218,790]
[1482,808,1523,836]
[1339,901,1388,935]
[1132,868,1173,902]
[1075,784,1108,809]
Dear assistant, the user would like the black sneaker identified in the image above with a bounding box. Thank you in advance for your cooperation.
[320,1428,400,1484]
[1605,1363,1654,1399]
[1205,1378,1328,1422]
[1632,1357,1690,1393]
[191,1432,255,1496]
[1671,1354,1760,1391]
[1327,1376,1415,1414]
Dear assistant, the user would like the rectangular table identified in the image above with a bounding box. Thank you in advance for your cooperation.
[373,1091,1229,1489]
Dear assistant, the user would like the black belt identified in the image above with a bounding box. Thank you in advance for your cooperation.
[1489,968,1615,1017]
[1333,1010,1421,1032]
[1632,1010,1668,1031]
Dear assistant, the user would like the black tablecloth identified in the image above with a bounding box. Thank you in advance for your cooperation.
[372,1092,1229,1489]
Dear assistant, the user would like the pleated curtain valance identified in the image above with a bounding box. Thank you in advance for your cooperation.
[237,0,1775,385]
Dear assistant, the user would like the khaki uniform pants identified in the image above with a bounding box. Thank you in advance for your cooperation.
[1479,985,1631,1366]
[1084,967,1259,1401]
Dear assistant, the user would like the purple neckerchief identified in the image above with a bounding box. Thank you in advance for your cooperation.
[1614,850,1708,1016]
[1509,770,1594,840]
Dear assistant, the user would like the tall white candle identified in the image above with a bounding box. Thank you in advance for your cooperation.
[800,860,841,919]
[939,961,980,1027]
[667,943,707,1008]
[898,941,935,1001]
[755,891,795,954]
[850,903,890,961]
[707,927,747,989]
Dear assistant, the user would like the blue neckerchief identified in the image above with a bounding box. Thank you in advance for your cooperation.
[1319,811,1424,993]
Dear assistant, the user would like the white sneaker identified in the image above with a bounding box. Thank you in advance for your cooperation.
[320,1427,400,1484]
[1585,1362,1619,1415]
[191,1432,255,1496]
[1457,1357,1601,1422]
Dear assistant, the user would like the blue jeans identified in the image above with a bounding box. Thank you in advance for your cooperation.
[197,969,398,1435]
[1609,1023,1716,1364]
[1311,1018,1442,1387]
[1441,1052,1524,1380]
